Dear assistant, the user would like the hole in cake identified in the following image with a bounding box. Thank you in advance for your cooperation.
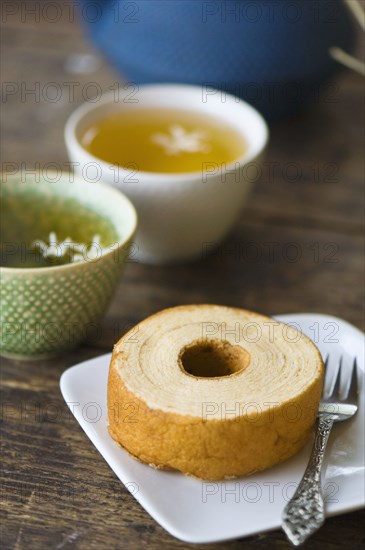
[179,340,250,378]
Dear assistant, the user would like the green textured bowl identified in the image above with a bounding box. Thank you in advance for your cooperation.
[0,173,137,360]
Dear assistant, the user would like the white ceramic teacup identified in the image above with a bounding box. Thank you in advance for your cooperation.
[65,84,268,264]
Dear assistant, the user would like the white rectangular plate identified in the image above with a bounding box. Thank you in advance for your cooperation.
[60,314,364,543]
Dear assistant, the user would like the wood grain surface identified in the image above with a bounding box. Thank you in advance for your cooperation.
[1,2,364,549]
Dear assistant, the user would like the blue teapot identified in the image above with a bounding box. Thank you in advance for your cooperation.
[79,0,355,120]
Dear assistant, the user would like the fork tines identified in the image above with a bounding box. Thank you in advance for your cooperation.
[324,356,359,401]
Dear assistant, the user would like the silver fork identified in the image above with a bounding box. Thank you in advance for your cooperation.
[282,356,359,546]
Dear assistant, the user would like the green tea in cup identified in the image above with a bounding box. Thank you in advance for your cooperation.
[65,84,268,264]
[0,173,137,359]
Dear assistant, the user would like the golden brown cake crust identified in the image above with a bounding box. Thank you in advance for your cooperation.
[107,305,324,480]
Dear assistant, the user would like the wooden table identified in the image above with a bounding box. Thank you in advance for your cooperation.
[1,3,364,549]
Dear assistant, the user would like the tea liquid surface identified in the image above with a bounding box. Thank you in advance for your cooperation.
[81,109,247,173]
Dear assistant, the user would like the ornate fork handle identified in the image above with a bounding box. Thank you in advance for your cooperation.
[282,415,335,546]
